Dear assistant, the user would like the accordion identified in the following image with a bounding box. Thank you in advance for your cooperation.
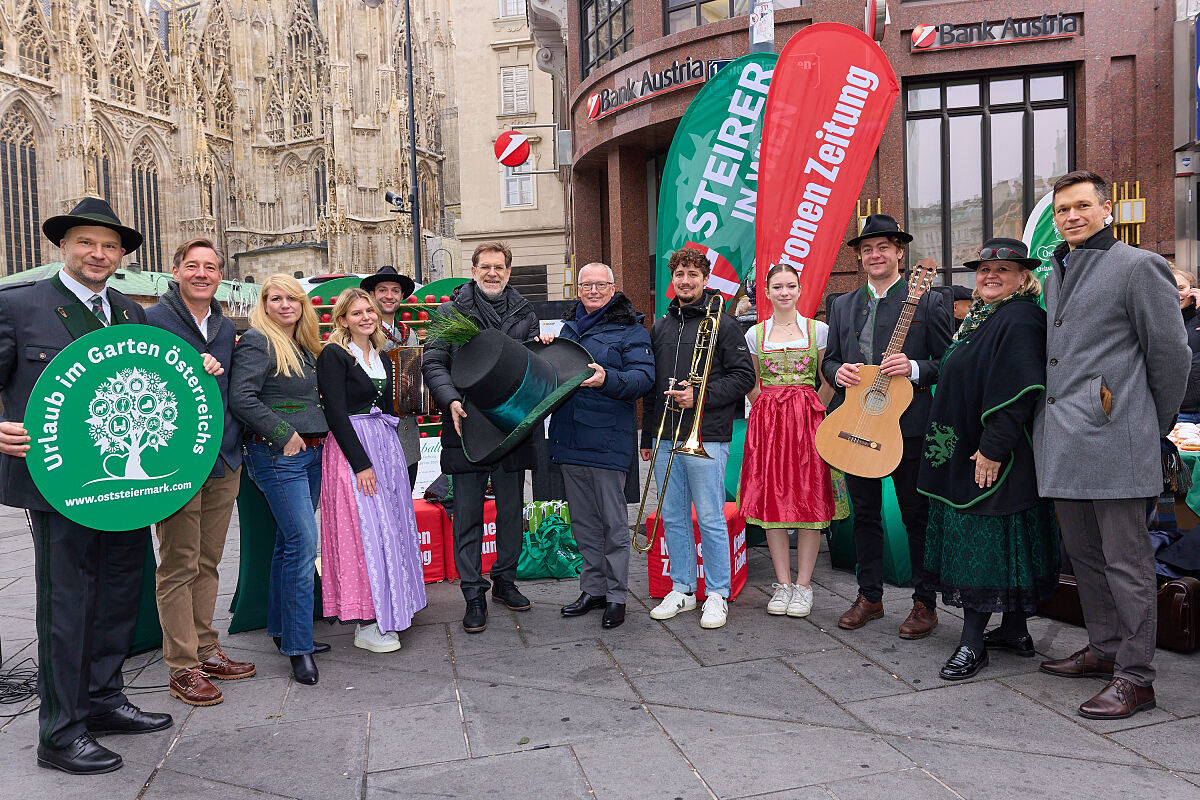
[383,346,434,416]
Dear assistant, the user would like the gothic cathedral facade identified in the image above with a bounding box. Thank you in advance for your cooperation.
[0,0,456,282]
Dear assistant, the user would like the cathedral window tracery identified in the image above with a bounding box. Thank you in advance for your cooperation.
[292,89,312,139]
[79,29,99,94]
[265,90,284,143]
[17,12,51,81]
[214,80,232,135]
[0,104,41,275]
[109,47,136,106]
[130,141,162,272]
[147,60,170,116]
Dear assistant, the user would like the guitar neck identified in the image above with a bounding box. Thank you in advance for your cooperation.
[881,295,919,360]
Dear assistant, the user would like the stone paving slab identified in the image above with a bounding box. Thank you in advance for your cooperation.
[1,499,1197,799]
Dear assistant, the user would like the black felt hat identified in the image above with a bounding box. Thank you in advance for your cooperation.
[961,237,1042,270]
[360,264,416,298]
[42,197,143,253]
[846,214,914,248]
[450,328,593,464]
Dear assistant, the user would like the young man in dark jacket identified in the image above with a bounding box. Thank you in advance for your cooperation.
[146,238,253,708]
[422,242,539,632]
[640,248,755,629]
[541,263,654,629]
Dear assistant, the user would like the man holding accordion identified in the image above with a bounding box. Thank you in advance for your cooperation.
[641,248,755,630]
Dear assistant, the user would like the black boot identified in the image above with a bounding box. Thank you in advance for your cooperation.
[561,592,606,617]
[463,595,488,633]
[601,602,626,629]
[290,654,319,685]
[491,579,531,611]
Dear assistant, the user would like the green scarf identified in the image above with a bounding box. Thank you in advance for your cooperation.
[944,289,1038,360]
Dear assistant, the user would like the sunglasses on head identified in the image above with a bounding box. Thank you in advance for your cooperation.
[977,246,1024,261]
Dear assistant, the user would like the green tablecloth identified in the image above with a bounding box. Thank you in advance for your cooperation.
[128,538,162,655]
[228,469,322,634]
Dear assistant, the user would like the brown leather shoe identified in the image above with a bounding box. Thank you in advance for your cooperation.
[201,644,257,680]
[1079,677,1155,720]
[898,601,938,639]
[1039,646,1115,679]
[837,595,884,630]
[169,668,223,706]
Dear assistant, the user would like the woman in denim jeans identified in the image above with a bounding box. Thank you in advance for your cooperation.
[230,274,329,685]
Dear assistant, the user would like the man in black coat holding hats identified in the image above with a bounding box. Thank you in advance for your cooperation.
[821,214,953,640]
[0,198,172,774]
[423,242,538,632]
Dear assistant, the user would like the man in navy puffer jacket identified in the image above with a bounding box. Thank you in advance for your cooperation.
[544,263,654,629]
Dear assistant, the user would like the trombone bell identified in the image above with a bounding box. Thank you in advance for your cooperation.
[670,436,711,459]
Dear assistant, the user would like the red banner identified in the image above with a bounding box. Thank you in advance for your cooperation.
[755,23,899,319]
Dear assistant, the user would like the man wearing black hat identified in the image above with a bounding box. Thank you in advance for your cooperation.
[0,198,173,774]
[362,265,421,486]
[821,213,952,639]
[423,242,539,632]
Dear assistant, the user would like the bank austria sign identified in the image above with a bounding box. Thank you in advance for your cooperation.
[586,57,709,121]
[910,12,1080,52]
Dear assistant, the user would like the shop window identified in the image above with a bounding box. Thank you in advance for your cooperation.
[904,70,1072,285]
[502,163,534,208]
[581,0,633,77]
[665,0,751,36]
[500,66,531,115]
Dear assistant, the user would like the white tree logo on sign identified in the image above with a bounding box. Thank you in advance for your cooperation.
[86,367,180,483]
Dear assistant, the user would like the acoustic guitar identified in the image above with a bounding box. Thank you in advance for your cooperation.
[815,260,938,479]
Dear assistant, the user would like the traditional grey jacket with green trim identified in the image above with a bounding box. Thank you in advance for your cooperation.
[917,297,1046,515]
[1033,229,1189,500]
[229,328,329,450]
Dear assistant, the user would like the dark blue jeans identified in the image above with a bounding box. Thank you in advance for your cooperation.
[243,441,322,656]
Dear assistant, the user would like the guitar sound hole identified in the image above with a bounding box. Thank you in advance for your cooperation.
[860,389,889,414]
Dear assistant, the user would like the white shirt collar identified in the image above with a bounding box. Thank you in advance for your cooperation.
[866,275,903,300]
[58,267,110,322]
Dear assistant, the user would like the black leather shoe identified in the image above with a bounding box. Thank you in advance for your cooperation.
[492,580,531,611]
[290,654,319,685]
[85,702,172,736]
[37,733,122,775]
[273,636,331,654]
[601,602,626,629]
[463,596,488,633]
[561,592,606,617]
[939,645,989,681]
[983,629,1035,657]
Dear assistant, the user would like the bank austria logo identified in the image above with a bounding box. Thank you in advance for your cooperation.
[587,57,707,122]
[26,326,223,531]
[910,13,1080,52]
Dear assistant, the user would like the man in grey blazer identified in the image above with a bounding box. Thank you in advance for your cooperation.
[1033,170,1189,720]
[0,199,172,774]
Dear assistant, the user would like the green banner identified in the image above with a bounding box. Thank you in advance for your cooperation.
[654,53,777,317]
[26,326,223,530]
[1022,189,1063,303]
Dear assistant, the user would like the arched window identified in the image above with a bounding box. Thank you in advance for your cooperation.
[214,80,232,134]
[146,60,170,116]
[288,12,315,65]
[89,143,112,203]
[313,155,327,217]
[79,29,99,94]
[420,169,437,233]
[110,48,136,105]
[130,141,162,272]
[17,14,50,81]
[265,90,284,143]
[0,105,42,274]
[292,90,312,138]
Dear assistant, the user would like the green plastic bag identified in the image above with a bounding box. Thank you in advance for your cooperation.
[517,514,582,580]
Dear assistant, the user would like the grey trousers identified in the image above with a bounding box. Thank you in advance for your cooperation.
[1054,498,1157,686]
[562,464,630,604]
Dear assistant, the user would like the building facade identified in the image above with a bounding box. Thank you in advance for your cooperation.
[0,0,458,283]
[452,0,569,301]
[561,0,1174,314]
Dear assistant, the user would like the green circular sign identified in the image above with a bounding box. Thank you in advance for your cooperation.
[26,326,223,531]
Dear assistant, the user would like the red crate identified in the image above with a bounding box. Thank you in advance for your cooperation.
[646,502,747,601]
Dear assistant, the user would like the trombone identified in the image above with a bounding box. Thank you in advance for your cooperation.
[632,294,724,554]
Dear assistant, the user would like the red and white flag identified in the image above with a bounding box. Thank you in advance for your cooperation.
[666,242,741,302]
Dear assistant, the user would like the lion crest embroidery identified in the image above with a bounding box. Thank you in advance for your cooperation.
[924,422,957,468]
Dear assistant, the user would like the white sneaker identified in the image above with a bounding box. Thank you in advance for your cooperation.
[766,583,792,615]
[354,623,402,653]
[649,590,697,620]
[700,594,728,629]
[786,584,814,618]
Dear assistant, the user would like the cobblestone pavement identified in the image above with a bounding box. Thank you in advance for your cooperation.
[1,500,1199,800]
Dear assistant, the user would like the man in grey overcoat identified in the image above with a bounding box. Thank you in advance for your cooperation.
[1033,170,1189,721]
